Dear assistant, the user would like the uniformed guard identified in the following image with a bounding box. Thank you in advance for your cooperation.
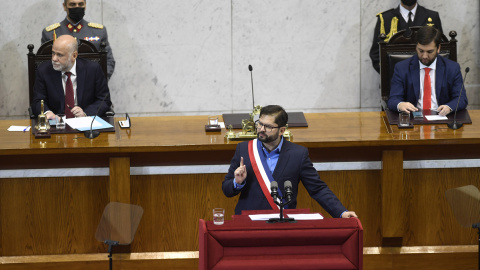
[369,0,443,73]
[41,0,115,79]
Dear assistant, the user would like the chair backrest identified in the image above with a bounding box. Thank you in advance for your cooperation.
[27,39,108,109]
[379,26,458,108]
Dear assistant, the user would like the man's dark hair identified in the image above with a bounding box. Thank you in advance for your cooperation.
[417,26,442,47]
[259,105,288,127]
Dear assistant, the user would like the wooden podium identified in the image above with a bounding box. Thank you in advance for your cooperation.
[199,210,363,270]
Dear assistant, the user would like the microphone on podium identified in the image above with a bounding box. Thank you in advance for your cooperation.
[447,67,470,130]
[84,93,110,139]
[270,181,279,202]
[284,180,293,202]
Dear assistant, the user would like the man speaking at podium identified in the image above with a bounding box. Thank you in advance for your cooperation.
[387,26,467,116]
[222,105,357,218]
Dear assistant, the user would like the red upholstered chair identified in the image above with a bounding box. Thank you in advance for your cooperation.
[199,213,363,270]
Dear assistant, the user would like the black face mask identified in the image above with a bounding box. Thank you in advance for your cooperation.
[68,7,85,23]
[401,0,417,6]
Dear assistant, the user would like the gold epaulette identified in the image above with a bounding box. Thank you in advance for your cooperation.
[376,9,394,37]
[88,22,104,29]
[45,23,60,32]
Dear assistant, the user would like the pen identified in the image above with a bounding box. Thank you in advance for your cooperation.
[23,126,30,132]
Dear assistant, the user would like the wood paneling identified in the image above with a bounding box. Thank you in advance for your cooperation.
[0,177,108,256]
[382,151,405,242]
[3,112,480,268]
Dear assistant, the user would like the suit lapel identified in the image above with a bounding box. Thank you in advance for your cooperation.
[272,139,290,180]
[76,59,85,107]
[410,55,421,102]
[393,6,408,27]
[435,56,445,98]
[413,5,428,25]
[53,69,64,111]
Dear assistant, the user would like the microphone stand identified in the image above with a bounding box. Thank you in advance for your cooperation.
[267,197,296,224]
[84,93,110,139]
[448,67,469,130]
[104,240,119,270]
[248,65,254,110]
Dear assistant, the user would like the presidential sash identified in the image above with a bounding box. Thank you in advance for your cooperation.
[248,139,280,210]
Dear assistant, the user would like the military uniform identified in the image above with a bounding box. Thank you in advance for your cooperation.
[41,18,115,79]
[369,5,443,73]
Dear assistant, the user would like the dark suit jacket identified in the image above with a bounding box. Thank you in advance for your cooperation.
[387,54,467,111]
[222,139,347,217]
[32,57,112,117]
[369,5,443,73]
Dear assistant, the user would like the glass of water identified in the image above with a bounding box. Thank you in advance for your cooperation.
[213,208,224,225]
[56,114,66,129]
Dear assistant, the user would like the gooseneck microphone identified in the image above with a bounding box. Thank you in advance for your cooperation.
[248,65,255,109]
[448,67,469,130]
[84,93,110,139]
[270,181,279,202]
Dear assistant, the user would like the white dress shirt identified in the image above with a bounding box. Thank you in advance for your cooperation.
[399,4,418,23]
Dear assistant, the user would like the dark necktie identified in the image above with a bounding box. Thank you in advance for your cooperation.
[64,72,75,118]
[423,68,432,111]
[407,11,413,27]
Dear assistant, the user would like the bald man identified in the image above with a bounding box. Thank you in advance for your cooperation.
[32,35,112,119]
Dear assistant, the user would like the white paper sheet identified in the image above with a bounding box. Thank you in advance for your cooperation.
[65,117,102,129]
[249,214,282,221]
[8,126,31,132]
[425,115,448,121]
[287,213,324,220]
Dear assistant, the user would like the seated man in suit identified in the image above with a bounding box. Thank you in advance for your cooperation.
[222,105,358,218]
[387,26,467,116]
[32,35,112,119]
[41,0,115,79]
[370,0,443,73]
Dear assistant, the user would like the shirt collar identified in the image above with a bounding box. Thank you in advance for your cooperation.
[419,57,437,70]
[399,3,417,18]
[62,60,77,78]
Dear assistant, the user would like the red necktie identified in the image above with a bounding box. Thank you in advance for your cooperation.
[423,68,431,111]
[65,72,75,118]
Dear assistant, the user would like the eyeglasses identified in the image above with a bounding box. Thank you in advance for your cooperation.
[255,120,280,132]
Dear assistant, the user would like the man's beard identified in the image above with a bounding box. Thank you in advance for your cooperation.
[52,60,72,72]
[419,52,438,67]
[257,131,279,143]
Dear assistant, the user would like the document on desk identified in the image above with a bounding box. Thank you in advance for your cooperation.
[249,214,282,221]
[65,116,113,131]
[287,213,324,220]
[425,115,448,121]
[8,126,31,132]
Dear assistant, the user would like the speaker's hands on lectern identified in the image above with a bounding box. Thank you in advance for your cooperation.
[234,157,247,185]
[341,211,358,218]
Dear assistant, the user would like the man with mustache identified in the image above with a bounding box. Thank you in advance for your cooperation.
[41,0,115,79]
[387,26,467,116]
[32,35,111,119]
[369,0,443,73]
[223,105,357,219]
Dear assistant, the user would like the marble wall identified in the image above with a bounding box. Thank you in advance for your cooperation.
[1,0,479,118]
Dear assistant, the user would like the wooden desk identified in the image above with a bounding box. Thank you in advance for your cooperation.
[1,112,479,269]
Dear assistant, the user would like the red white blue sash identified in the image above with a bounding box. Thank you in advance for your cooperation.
[248,139,280,210]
